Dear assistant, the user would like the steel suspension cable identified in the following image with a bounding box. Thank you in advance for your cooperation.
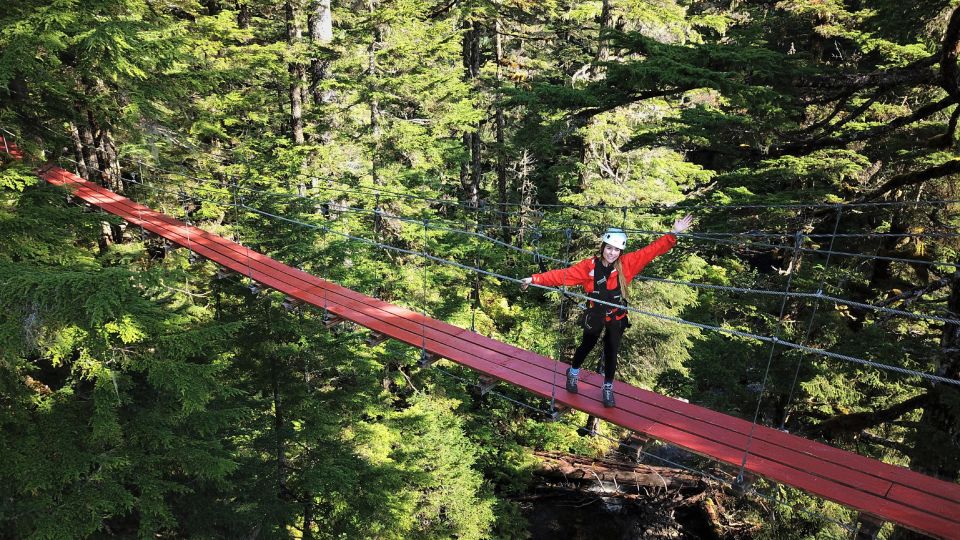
[75,152,957,269]
[154,170,960,270]
[115,172,960,327]
[549,229,573,415]
[71,167,960,386]
[421,218,429,363]
[230,200,960,386]
[38,156,960,386]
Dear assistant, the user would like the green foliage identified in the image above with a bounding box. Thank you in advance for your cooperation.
[3,0,960,536]
[0,163,37,192]
[0,181,241,538]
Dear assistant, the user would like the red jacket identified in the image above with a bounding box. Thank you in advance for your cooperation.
[531,234,677,293]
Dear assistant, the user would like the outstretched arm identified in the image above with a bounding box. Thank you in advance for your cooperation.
[520,258,593,290]
[619,214,695,280]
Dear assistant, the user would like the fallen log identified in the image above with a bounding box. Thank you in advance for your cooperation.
[533,450,704,493]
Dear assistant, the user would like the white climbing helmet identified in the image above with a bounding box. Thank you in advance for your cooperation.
[601,228,627,250]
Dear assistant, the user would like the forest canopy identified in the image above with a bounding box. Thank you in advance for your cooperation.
[1,0,958,538]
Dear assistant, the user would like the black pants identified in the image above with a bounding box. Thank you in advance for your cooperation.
[571,317,626,383]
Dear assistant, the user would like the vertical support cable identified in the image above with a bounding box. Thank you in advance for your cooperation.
[781,205,844,430]
[471,253,479,333]
[373,192,381,300]
[373,193,380,241]
[550,228,573,413]
[135,163,146,240]
[237,192,254,282]
[471,206,480,333]
[420,218,429,362]
[232,179,255,299]
[738,230,804,484]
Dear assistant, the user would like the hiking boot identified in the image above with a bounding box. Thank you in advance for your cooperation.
[565,368,579,394]
[602,384,616,408]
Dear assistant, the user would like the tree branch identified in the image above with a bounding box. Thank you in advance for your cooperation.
[573,87,686,123]
[858,158,960,202]
[821,91,882,135]
[799,55,938,93]
[877,275,953,308]
[771,96,955,156]
[948,104,960,142]
[857,431,915,455]
[803,393,929,439]
[797,90,854,134]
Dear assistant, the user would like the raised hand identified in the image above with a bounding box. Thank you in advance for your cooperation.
[671,214,694,234]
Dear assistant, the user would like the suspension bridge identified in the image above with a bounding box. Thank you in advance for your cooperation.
[3,136,959,539]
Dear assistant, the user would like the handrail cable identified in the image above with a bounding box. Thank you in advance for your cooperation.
[112,172,960,328]
[39,155,960,385]
[109,162,960,268]
[109,154,960,241]
[219,191,960,386]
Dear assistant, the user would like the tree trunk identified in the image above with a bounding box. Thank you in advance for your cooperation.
[460,19,481,208]
[87,111,117,192]
[533,450,703,493]
[308,0,333,107]
[591,0,611,78]
[302,497,314,540]
[494,21,509,240]
[517,149,536,239]
[271,357,290,502]
[77,112,101,185]
[868,206,907,291]
[204,0,222,16]
[97,125,122,193]
[910,270,960,479]
[286,0,306,146]
[68,122,89,180]
[369,0,383,186]
[237,0,250,29]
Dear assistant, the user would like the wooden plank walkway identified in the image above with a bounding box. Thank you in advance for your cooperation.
[1,138,956,538]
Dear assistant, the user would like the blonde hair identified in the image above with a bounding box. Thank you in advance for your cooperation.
[598,243,631,304]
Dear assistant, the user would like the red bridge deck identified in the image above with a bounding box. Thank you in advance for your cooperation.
[2,139,956,538]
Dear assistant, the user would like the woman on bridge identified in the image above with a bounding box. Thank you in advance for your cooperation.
[520,215,694,407]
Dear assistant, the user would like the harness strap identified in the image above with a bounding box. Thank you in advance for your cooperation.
[589,258,627,322]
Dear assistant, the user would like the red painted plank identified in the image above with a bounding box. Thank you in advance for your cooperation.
[886,484,960,527]
[1,138,23,160]
[50,178,946,458]
[634,419,960,539]
[41,166,960,540]
[288,252,960,504]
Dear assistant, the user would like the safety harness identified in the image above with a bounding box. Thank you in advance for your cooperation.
[583,258,628,335]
